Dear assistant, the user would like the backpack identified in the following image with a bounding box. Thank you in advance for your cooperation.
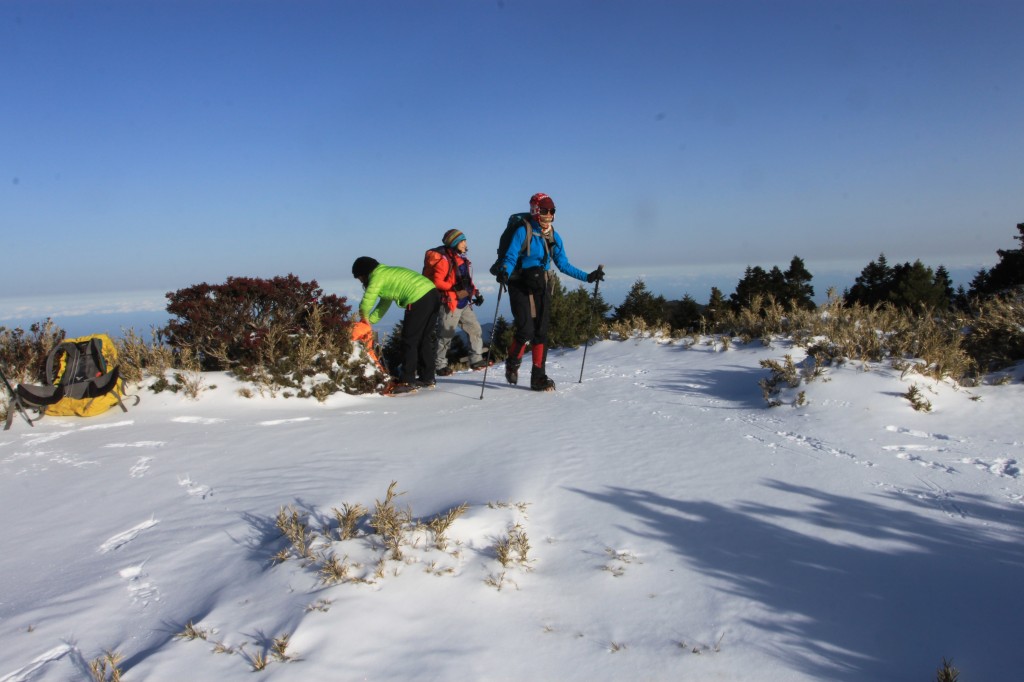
[13,333,137,422]
[489,212,549,278]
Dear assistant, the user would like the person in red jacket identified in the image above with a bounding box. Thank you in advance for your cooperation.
[423,229,486,376]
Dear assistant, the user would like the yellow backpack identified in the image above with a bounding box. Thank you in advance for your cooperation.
[14,333,138,420]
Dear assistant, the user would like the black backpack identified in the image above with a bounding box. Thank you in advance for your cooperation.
[489,212,548,278]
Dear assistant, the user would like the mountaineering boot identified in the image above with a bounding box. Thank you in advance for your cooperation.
[505,357,521,385]
[530,367,556,392]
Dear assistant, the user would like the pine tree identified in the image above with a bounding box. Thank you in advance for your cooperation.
[845,253,893,306]
[705,287,727,329]
[549,277,609,348]
[489,316,512,361]
[730,266,770,311]
[380,321,404,378]
[968,222,1024,298]
[933,265,954,306]
[782,256,815,310]
[669,294,703,333]
[889,260,949,312]
[614,279,667,326]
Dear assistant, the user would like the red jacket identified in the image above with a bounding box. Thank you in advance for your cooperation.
[423,247,477,312]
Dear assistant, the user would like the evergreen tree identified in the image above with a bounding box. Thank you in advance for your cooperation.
[380,321,405,378]
[845,253,893,306]
[933,265,954,305]
[968,222,1024,298]
[730,264,795,311]
[614,279,667,325]
[730,266,770,311]
[782,256,815,310]
[488,315,512,361]
[705,287,728,328]
[889,260,949,312]
[669,294,703,333]
[549,277,610,348]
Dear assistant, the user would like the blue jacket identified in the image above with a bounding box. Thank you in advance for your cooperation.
[500,219,589,283]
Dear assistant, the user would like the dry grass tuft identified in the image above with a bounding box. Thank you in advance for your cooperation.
[88,650,124,682]
[333,502,367,541]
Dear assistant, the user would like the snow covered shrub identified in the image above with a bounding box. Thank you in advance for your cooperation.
[902,384,933,412]
[758,355,803,407]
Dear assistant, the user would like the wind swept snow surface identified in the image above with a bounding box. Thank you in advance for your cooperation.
[1,338,1021,681]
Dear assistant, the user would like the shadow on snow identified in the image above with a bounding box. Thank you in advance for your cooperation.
[568,481,1024,681]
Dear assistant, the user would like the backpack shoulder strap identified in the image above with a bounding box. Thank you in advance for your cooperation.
[521,222,533,259]
[46,342,79,386]
[86,337,108,374]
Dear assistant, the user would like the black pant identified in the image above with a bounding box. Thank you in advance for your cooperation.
[508,278,550,347]
[401,291,440,384]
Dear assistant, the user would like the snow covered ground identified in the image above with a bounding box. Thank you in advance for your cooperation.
[1,336,1021,681]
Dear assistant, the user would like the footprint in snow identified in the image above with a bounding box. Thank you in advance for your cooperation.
[959,457,1019,479]
[173,416,225,425]
[21,431,70,446]
[129,456,153,478]
[105,441,165,449]
[259,417,312,426]
[100,518,159,553]
[80,420,134,430]
[179,475,212,498]
[119,563,160,606]
[885,425,964,442]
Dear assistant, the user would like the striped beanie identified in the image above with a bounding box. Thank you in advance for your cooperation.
[443,229,466,248]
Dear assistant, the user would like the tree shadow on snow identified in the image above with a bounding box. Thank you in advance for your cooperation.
[645,363,768,410]
[568,482,1024,681]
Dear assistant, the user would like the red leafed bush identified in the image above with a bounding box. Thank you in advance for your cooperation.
[165,274,351,372]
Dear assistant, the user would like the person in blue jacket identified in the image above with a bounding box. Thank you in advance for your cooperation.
[495,192,604,391]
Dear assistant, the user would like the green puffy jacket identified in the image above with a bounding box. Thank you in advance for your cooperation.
[359,264,437,324]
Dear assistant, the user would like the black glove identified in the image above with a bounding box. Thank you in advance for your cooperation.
[496,269,509,285]
[586,268,605,283]
[473,294,484,306]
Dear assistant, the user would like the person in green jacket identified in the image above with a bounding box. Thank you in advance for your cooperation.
[352,257,440,393]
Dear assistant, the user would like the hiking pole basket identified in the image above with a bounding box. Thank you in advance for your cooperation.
[578,265,604,383]
[478,283,506,400]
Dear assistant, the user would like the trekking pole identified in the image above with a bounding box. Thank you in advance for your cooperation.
[479,283,505,400]
[578,265,604,383]
[1,365,36,430]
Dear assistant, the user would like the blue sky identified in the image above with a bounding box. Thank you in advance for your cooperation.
[2,0,1022,315]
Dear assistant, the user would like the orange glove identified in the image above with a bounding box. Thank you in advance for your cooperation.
[351,320,373,344]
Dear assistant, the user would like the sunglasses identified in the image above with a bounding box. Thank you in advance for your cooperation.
[537,207,556,215]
